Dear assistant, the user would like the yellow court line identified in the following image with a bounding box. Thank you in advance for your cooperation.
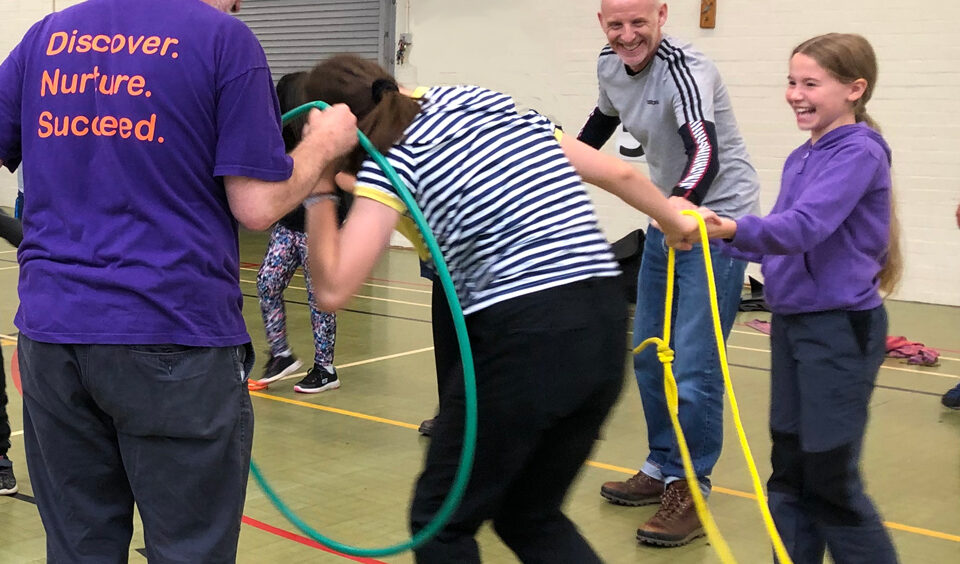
[728,345,769,354]
[885,522,960,543]
[239,266,432,295]
[585,460,960,542]
[0,265,18,271]
[251,347,435,385]
[249,391,418,431]
[250,390,960,544]
[0,249,17,254]
[338,346,434,369]
[239,278,430,308]
[585,460,758,501]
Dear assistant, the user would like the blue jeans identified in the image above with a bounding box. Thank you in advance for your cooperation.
[633,226,746,495]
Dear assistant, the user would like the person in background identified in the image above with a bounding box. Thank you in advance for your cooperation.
[416,267,464,438]
[0,210,22,496]
[0,0,357,560]
[580,0,761,546]
[703,32,900,564]
[15,168,23,218]
[940,201,960,409]
[301,54,700,563]
[249,71,349,394]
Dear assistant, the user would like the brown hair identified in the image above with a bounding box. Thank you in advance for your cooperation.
[277,70,353,223]
[302,54,422,173]
[793,33,878,131]
[276,71,307,152]
[793,33,901,294]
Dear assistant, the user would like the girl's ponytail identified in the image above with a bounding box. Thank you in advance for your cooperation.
[854,107,880,133]
[878,194,902,295]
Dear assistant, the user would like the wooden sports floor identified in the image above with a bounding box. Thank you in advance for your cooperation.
[1,229,958,563]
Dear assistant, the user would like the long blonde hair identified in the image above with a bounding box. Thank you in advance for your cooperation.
[793,33,902,294]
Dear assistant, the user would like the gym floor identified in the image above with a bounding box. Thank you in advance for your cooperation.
[1,229,958,563]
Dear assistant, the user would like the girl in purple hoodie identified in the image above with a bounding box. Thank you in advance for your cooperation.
[705,34,901,563]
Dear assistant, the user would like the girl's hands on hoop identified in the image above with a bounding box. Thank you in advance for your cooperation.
[696,207,738,240]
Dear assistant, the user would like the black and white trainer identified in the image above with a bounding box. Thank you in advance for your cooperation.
[293,365,341,394]
[0,457,17,496]
[257,352,303,385]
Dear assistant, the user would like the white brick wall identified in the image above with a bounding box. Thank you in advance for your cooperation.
[2,1,958,304]
[0,1,86,205]
[0,1,49,208]
[391,0,960,305]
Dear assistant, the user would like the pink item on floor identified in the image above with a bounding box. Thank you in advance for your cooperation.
[744,319,772,335]
[886,336,940,366]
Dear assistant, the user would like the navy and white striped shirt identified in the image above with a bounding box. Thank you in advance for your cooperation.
[355,85,619,315]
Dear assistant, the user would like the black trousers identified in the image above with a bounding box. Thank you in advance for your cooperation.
[0,347,10,460]
[19,335,255,564]
[431,276,462,406]
[768,307,898,564]
[410,277,626,563]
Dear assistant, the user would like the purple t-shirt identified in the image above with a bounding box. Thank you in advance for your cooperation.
[0,0,293,346]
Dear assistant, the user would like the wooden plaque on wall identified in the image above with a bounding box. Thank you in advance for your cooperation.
[700,0,717,29]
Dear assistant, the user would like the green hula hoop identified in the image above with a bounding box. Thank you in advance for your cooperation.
[248,101,479,558]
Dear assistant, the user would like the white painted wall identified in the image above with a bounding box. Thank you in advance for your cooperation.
[0,1,85,206]
[2,1,957,304]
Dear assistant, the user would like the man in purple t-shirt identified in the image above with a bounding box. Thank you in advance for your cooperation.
[0,0,356,560]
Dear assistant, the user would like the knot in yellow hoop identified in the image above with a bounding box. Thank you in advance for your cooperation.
[633,336,671,361]
[655,345,674,365]
[634,210,792,564]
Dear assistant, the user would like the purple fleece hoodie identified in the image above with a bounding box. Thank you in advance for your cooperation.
[722,123,891,314]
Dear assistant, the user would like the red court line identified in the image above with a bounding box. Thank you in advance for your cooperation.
[241,516,389,563]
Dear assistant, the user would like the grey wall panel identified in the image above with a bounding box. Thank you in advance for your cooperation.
[238,0,395,82]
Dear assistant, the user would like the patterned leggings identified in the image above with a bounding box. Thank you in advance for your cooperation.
[257,224,336,367]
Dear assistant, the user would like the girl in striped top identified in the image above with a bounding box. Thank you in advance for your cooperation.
[302,54,698,563]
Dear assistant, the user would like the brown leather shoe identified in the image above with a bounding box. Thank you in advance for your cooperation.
[635,480,705,547]
[600,470,665,506]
